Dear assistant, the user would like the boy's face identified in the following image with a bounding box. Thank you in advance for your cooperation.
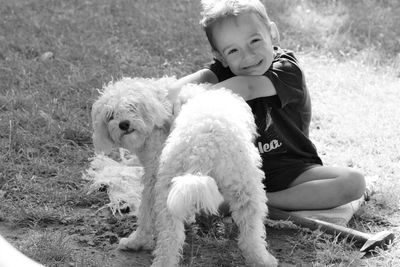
[212,12,275,76]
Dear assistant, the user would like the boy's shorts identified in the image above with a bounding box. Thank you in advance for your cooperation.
[263,159,322,193]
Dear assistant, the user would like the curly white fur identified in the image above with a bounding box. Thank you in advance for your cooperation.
[91,77,278,267]
[83,152,144,216]
[167,175,223,221]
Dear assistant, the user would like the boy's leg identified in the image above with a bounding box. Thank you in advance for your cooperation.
[266,166,366,211]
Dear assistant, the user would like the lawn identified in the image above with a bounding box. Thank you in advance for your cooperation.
[0,0,399,266]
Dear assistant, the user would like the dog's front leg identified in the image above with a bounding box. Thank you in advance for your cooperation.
[118,175,156,251]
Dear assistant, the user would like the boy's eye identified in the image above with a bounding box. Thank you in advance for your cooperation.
[226,48,238,56]
[251,38,261,45]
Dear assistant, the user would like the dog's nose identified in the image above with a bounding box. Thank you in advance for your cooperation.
[119,120,130,131]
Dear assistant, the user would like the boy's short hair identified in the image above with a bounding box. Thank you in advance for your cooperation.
[200,0,272,51]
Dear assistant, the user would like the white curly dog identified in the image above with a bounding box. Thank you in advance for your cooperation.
[91,77,278,267]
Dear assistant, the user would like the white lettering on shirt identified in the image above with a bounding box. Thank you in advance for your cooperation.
[258,140,282,154]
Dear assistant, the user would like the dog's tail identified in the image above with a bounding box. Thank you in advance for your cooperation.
[167,175,224,221]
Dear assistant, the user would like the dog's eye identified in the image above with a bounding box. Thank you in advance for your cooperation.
[106,111,114,121]
[127,104,137,112]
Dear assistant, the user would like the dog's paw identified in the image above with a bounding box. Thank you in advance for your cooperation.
[118,235,155,251]
[248,253,278,267]
[264,255,279,267]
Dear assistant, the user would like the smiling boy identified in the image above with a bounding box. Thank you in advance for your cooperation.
[170,0,366,211]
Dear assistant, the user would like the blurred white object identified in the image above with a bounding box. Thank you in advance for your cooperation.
[0,235,44,267]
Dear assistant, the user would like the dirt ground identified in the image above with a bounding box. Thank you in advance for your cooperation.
[0,205,372,267]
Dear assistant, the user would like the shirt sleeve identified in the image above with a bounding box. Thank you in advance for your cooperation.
[208,59,235,82]
[264,50,306,108]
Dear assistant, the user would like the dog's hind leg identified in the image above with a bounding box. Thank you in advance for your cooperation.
[118,176,156,251]
[151,173,224,266]
[151,180,186,267]
[227,180,278,267]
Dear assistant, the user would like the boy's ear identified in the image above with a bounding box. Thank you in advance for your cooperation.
[270,22,280,44]
[212,50,228,68]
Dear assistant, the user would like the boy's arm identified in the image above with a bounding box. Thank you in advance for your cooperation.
[175,69,218,87]
[212,75,277,100]
[168,69,218,100]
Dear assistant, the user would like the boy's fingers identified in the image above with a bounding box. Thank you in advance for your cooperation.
[173,101,182,116]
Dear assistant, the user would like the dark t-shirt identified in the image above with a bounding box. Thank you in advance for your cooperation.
[209,47,322,192]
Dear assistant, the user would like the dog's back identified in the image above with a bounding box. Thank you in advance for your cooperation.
[170,87,258,151]
[159,86,266,219]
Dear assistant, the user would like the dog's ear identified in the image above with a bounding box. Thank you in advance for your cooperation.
[91,103,114,154]
[92,121,114,154]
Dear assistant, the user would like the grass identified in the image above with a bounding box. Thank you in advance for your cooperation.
[0,0,399,266]
[23,231,74,264]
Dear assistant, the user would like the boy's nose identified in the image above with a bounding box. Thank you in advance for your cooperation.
[242,51,257,65]
[243,46,257,59]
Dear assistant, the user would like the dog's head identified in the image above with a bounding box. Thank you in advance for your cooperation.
[91,77,175,154]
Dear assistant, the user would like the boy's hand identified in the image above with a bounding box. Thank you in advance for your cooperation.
[167,69,218,117]
[172,99,182,117]
[166,83,183,117]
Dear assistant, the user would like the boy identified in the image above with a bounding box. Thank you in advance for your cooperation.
[170,0,366,211]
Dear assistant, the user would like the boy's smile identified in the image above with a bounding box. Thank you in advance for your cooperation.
[242,59,265,73]
[211,12,275,76]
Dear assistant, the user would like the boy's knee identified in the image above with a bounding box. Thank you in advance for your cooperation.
[343,169,366,201]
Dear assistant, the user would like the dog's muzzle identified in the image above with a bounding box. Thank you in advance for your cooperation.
[119,120,134,134]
